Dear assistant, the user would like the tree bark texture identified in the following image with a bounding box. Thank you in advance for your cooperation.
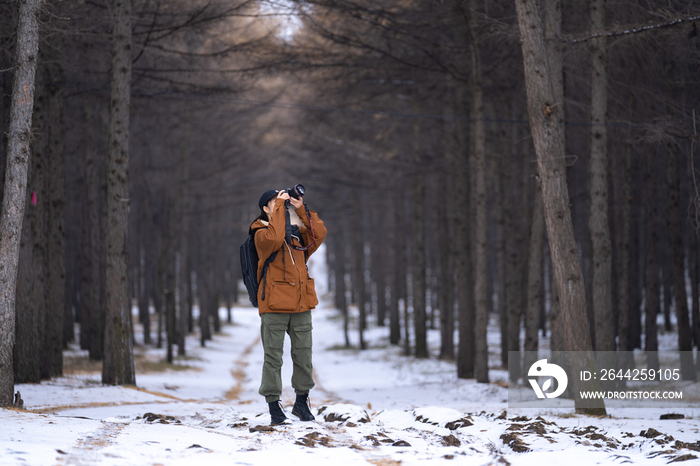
[333,235,350,347]
[628,159,643,350]
[524,179,545,371]
[30,53,49,380]
[390,193,404,346]
[689,153,700,350]
[352,190,367,350]
[515,0,604,414]
[614,131,634,372]
[505,94,523,382]
[588,0,614,352]
[371,199,388,328]
[0,0,43,406]
[14,196,38,383]
[437,171,454,360]
[469,0,489,383]
[659,238,673,332]
[455,83,474,379]
[644,150,660,371]
[138,245,150,345]
[102,0,135,385]
[412,177,428,358]
[666,143,697,380]
[176,133,189,353]
[14,40,47,384]
[46,26,66,376]
[79,98,103,360]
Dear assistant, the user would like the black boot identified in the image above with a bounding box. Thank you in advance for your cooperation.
[268,401,288,425]
[292,393,315,421]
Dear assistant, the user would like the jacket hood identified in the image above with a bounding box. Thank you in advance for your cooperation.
[249,218,269,234]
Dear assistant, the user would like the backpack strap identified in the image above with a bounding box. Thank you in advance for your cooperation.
[259,250,278,302]
[253,227,278,303]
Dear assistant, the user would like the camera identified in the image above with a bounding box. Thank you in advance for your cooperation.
[285,184,306,200]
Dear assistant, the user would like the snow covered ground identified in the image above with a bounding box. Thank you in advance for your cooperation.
[2,248,700,465]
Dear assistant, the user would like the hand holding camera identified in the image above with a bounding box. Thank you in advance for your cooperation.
[282,184,305,210]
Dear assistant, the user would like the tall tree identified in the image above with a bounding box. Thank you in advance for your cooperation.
[644,149,660,371]
[588,0,614,352]
[0,0,43,406]
[454,80,474,379]
[468,0,489,383]
[436,170,454,360]
[79,97,104,361]
[14,34,49,384]
[524,179,545,372]
[353,189,367,350]
[102,0,135,385]
[390,192,405,347]
[29,50,48,380]
[45,11,66,376]
[515,0,605,414]
[667,142,697,380]
[412,118,428,358]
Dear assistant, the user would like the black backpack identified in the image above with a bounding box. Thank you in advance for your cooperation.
[240,227,278,307]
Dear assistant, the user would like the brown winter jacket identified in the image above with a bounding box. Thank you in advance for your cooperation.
[251,198,327,314]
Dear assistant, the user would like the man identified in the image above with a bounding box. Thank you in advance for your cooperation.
[251,187,327,425]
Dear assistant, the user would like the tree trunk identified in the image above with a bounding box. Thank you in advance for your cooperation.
[138,245,150,345]
[370,200,387,328]
[454,81,474,379]
[588,0,614,352]
[504,94,523,382]
[373,249,387,327]
[412,176,428,358]
[644,149,660,371]
[176,249,187,354]
[186,263,194,333]
[45,27,66,377]
[199,285,210,345]
[199,263,212,345]
[333,235,350,347]
[102,0,135,385]
[469,0,488,383]
[80,97,104,360]
[31,53,49,381]
[615,126,634,372]
[437,171,454,361]
[390,193,403,346]
[352,191,367,350]
[15,35,48,383]
[661,248,673,332]
[14,196,38,384]
[629,158,643,350]
[165,284,175,364]
[211,270,221,334]
[515,0,604,414]
[667,142,697,380]
[524,179,545,371]
[689,152,700,350]
[0,0,43,406]
[177,134,190,354]
[689,228,699,350]
[154,262,164,349]
[548,254,563,353]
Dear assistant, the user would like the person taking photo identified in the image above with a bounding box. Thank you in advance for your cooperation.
[251,186,327,425]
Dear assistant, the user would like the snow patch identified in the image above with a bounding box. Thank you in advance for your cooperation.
[316,403,370,424]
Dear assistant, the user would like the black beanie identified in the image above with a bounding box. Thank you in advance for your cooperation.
[258,189,279,212]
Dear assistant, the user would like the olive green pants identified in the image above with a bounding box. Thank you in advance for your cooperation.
[259,311,315,403]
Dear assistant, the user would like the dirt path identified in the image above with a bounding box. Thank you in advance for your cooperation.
[59,421,127,465]
[224,334,260,401]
